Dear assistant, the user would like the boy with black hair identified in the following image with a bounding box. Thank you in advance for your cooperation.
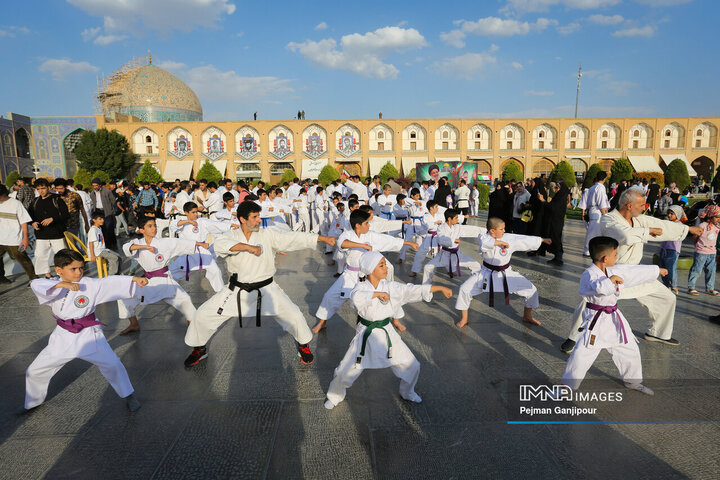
[214,192,239,224]
[88,210,123,275]
[24,249,147,412]
[184,201,337,367]
[561,236,665,395]
[169,201,236,292]
[422,208,484,284]
[455,217,550,328]
[29,178,70,279]
[117,216,209,334]
[409,200,444,277]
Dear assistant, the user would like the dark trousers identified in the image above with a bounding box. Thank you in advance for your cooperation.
[99,211,117,250]
[512,218,527,235]
[459,207,469,224]
[0,244,37,280]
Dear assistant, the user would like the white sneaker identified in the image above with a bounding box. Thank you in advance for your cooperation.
[402,392,422,403]
[626,383,654,396]
[324,399,335,410]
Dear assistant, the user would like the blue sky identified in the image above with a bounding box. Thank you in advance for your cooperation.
[1,0,718,121]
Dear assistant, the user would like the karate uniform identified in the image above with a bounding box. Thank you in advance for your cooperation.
[410,211,445,274]
[214,205,240,226]
[579,183,610,256]
[325,279,433,407]
[376,193,396,220]
[566,210,689,342]
[315,230,402,322]
[117,237,198,321]
[169,218,231,292]
[293,195,311,232]
[26,276,137,409]
[422,223,484,284]
[175,190,192,215]
[399,200,426,260]
[456,233,542,311]
[561,264,660,390]
[185,228,319,348]
[204,191,224,217]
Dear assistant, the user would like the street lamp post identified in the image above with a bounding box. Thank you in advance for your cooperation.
[574,62,582,119]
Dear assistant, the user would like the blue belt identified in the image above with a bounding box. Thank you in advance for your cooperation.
[261,217,271,228]
[396,216,407,236]
[381,212,393,220]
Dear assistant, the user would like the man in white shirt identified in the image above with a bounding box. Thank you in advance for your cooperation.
[203,182,224,217]
[175,181,193,215]
[454,180,471,224]
[578,171,610,256]
[218,179,240,202]
[0,184,37,283]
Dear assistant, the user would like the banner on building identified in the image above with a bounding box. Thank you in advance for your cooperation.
[301,158,328,179]
[416,161,480,187]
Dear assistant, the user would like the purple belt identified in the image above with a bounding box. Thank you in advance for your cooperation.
[483,261,510,307]
[53,312,102,334]
[145,266,169,279]
[586,302,626,344]
[346,265,361,272]
[429,231,438,256]
[442,246,461,277]
[186,246,204,281]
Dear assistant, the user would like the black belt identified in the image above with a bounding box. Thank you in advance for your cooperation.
[483,261,510,307]
[228,273,273,327]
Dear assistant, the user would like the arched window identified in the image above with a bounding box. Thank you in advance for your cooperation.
[665,130,671,137]
[634,130,640,137]
[378,131,384,139]
[442,131,449,139]
[602,131,608,138]
[507,131,513,139]
[475,132,481,138]
[410,131,416,139]
[570,130,577,138]
[145,135,152,143]
[697,129,703,136]
[539,131,544,138]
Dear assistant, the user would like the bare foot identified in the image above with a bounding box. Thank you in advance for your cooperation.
[392,318,406,332]
[396,258,403,265]
[522,316,541,326]
[311,320,327,334]
[408,272,417,278]
[456,319,468,328]
[120,324,141,335]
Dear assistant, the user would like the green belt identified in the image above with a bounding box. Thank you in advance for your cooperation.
[358,317,392,359]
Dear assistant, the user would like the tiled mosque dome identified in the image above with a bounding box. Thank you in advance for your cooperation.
[98,63,203,122]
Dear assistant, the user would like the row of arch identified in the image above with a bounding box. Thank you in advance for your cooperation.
[0,128,32,159]
[132,121,720,160]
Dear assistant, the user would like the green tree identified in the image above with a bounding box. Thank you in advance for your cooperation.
[407,168,416,182]
[318,165,340,186]
[4,170,20,188]
[379,161,400,185]
[73,128,137,180]
[92,170,111,185]
[583,163,605,189]
[280,169,297,184]
[502,162,523,183]
[711,165,720,191]
[477,183,490,209]
[73,169,94,188]
[195,160,222,184]
[610,158,634,185]
[549,160,576,187]
[136,159,164,183]
[664,158,691,191]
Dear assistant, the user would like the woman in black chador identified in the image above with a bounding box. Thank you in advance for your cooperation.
[534,181,570,266]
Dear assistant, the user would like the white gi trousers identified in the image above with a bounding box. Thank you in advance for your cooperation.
[566,279,676,342]
[456,269,539,310]
[117,276,196,321]
[34,238,66,275]
[583,211,602,256]
[293,208,311,232]
[561,336,642,390]
[315,265,400,321]
[422,251,481,284]
[185,281,313,347]
[25,325,134,409]
[410,234,438,274]
[170,250,225,292]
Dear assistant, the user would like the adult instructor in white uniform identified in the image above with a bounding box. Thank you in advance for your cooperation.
[560,187,703,354]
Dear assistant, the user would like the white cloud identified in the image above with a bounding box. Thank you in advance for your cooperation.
[94,34,126,45]
[67,0,236,40]
[233,31,244,38]
[435,52,498,79]
[81,26,100,41]
[557,22,581,34]
[0,25,30,37]
[427,100,441,106]
[612,25,655,37]
[501,0,621,14]
[587,14,624,25]
[525,90,555,96]
[315,22,328,31]
[177,65,293,103]
[440,29,466,48]
[38,58,98,80]
[512,61,524,70]
[157,60,187,70]
[599,80,638,96]
[287,26,427,80]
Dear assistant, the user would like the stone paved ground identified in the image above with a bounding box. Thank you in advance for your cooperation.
[0,215,718,479]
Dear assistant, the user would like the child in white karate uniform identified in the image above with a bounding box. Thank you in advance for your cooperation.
[455,217,550,328]
[214,192,239,225]
[118,216,209,334]
[324,251,452,409]
[561,236,665,395]
[169,201,235,292]
[422,208,485,284]
[24,249,147,412]
[408,200,444,277]
[312,208,418,334]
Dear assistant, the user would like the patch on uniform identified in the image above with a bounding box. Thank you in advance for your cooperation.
[589,334,596,346]
[73,295,89,308]
[192,226,199,233]
[500,248,508,256]
[155,253,165,263]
